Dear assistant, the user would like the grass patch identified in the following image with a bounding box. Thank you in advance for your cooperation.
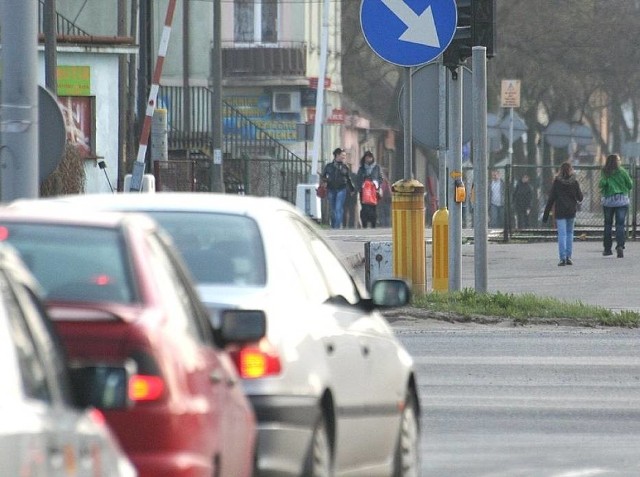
[412,288,640,327]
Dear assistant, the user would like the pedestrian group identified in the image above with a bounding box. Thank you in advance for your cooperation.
[319,149,634,265]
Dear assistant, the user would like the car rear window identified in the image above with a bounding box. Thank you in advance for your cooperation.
[146,211,267,286]
[0,223,135,304]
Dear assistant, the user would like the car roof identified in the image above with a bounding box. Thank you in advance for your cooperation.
[12,192,302,218]
[0,203,159,230]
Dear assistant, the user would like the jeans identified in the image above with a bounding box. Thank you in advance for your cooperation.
[556,218,575,260]
[603,205,628,251]
[489,204,504,228]
[328,187,347,229]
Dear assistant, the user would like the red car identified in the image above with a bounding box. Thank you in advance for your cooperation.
[0,208,265,477]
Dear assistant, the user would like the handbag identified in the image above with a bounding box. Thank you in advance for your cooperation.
[601,193,629,207]
[316,182,327,199]
[361,179,379,206]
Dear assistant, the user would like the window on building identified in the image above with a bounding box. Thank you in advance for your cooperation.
[234,0,277,44]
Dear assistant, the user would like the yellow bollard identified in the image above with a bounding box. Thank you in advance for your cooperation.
[392,179,426,295]
[431,207,449,292]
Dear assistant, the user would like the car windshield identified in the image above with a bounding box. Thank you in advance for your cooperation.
[0,223,136,304]
[146,211,267,287]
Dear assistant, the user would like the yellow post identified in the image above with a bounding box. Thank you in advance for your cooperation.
[432,207,449,291]
[392,179,426,295]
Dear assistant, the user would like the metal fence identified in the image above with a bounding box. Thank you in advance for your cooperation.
[462,163,639,240]
[159,85,311,203]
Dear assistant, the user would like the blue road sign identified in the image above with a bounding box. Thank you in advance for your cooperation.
[360,0,457,67]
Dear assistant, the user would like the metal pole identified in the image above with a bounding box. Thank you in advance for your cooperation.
[126,0,139,177]
[508,107,514,164]
[0,0,39,200]
[448,67,462,291]
[211,0,224,192]
[118,0,127,190]
[137,0,152,144]
[403,67,413,180]
[438,60,447,207]
[310,0,330,182]
[472,47,488,292]
[183,0,191,147]
[44,0,58,93]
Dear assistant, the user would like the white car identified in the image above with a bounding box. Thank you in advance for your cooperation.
[15,193,421,477]
[0,241,136,477]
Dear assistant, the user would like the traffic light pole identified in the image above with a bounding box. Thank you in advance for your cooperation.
[448,66,463,291]
[0,0,39,200]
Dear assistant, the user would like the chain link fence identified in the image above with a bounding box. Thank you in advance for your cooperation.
[462,163,639,240]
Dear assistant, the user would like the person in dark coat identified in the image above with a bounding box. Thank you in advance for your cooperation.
[542,162,584,266]
[343,168,359,228]
[321,148,354,229]
[513,173,534,228]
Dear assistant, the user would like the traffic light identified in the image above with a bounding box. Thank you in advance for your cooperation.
[473,0,496,58]
[443,0,496,70]
[443,0,472,70]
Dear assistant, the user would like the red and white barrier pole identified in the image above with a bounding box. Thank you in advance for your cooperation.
[129,0,177,191]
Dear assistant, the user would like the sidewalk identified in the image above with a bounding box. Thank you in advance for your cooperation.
[324,227,640,312]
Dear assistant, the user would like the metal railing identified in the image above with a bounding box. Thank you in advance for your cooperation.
[159,85,310,203]
[38,0,91,37]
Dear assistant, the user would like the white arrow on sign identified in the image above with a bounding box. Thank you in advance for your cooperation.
[381,0,440,47]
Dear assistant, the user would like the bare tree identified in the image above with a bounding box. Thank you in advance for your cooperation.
[342,0,640,163]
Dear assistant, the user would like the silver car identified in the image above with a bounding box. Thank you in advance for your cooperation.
[0,241,136,477]
[16,193,421,477]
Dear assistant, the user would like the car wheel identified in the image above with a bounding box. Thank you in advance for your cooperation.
[304,413,332,477]
[393,391,420,477]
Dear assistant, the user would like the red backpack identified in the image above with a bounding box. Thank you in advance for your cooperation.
[361,179,378,205]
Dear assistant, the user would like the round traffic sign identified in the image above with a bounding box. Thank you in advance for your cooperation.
[360,0,457,67]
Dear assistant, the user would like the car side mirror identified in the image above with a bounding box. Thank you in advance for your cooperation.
[219,309,267,345]
[370,279,411,308]
[68,362,134,410]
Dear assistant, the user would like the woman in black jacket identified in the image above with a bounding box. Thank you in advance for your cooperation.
[542,161,584,266]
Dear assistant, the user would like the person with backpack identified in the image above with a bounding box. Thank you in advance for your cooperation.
[356,151,383,228]
[321,148,355,229]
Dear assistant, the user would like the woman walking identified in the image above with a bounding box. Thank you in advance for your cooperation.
[356,151,383,228]
[600,154,633,258]
[542,162,584,266]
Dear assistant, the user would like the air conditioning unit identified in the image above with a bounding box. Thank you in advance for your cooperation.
[272,91,301,113]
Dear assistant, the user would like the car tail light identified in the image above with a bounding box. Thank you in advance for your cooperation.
[129,374,165,401]
[233,338,281,379]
